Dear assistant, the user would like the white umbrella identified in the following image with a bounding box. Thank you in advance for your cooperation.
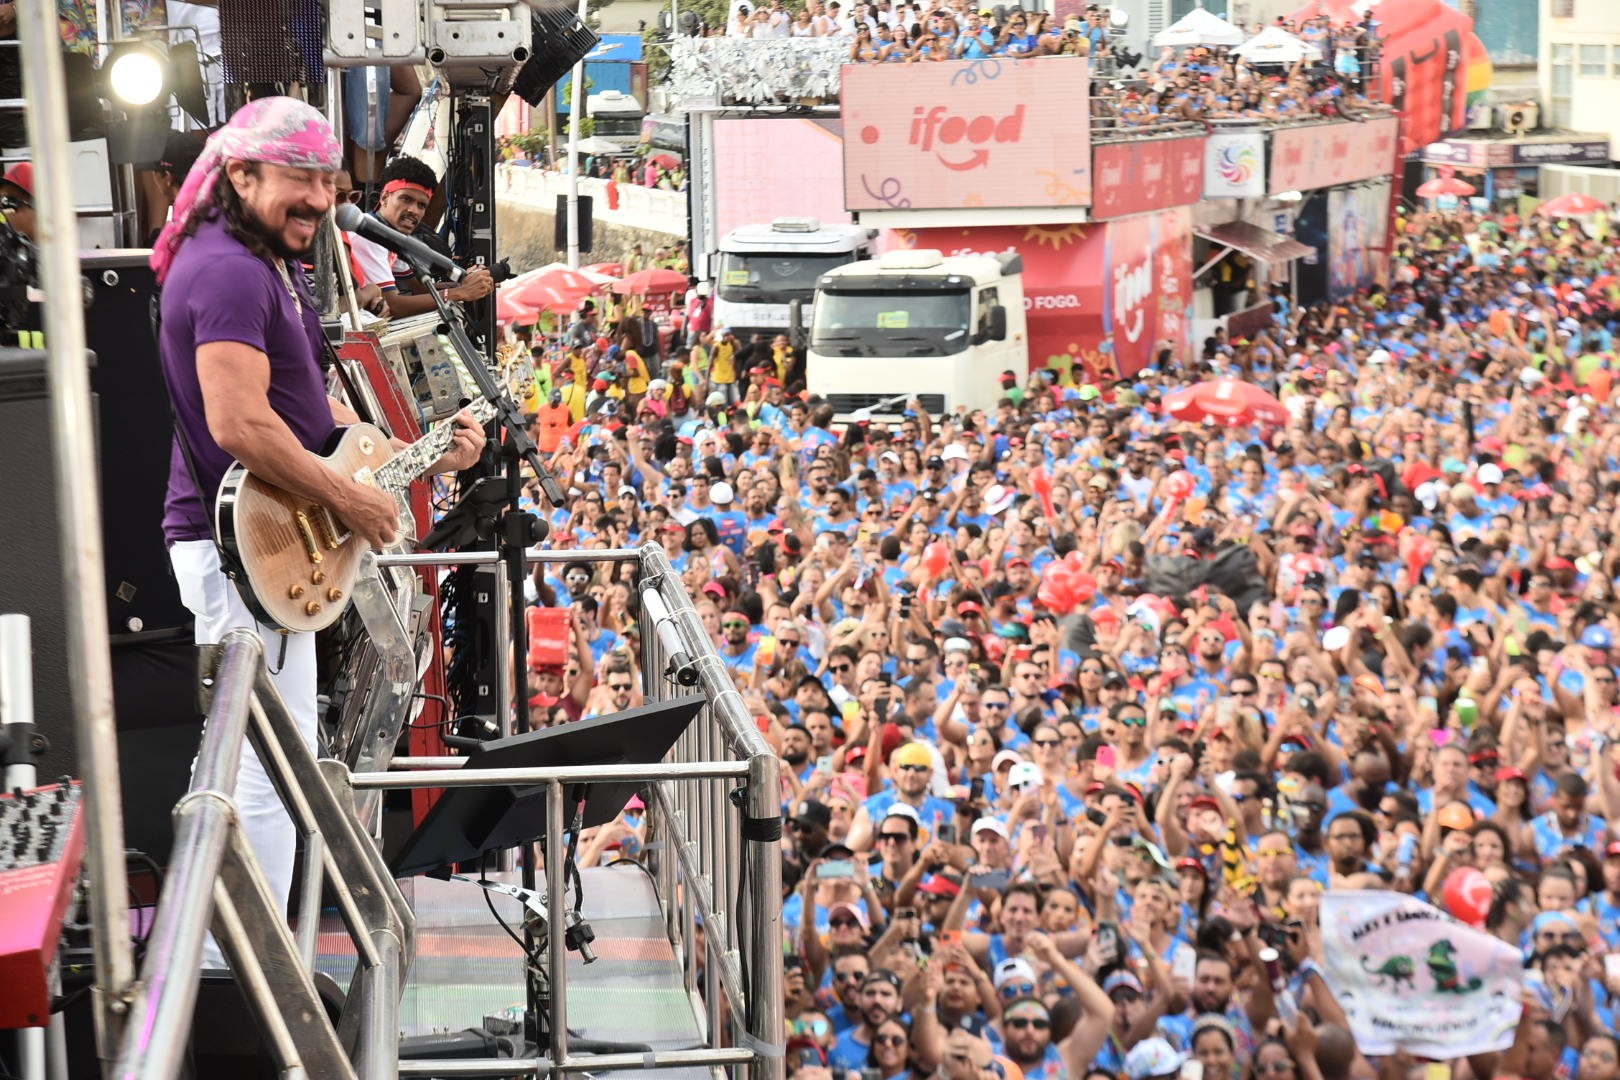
[1232,25,1321,64]
[573,135,626,155]
[1151,6,1246,48]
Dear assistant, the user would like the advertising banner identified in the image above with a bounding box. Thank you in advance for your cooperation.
[1204,131,1265,199]
[1322,892,1524,1058]
[712,118,851,241]
[1269,116,1399,194]
[1326,180,1389,297]
[1103,207,1193,379]
[1091,135,1205,220]
[843,58,1091,211]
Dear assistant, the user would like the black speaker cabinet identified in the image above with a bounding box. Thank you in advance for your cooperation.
[82,250,191,638]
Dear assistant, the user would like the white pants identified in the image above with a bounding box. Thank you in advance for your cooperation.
[170,539,319,968]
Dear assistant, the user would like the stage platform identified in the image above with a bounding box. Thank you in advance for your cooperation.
[300,864,708,1076]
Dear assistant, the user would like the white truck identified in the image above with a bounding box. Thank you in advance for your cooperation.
[806,249,1028,421]
[712,218,876,343]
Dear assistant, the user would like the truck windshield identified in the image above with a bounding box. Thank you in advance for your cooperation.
[812,289,971,357]
[717,252,853,304]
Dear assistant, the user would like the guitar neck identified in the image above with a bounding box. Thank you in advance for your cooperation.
[372,400,497,491]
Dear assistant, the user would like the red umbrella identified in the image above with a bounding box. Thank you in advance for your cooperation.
[612,267,687,296]
[495,289,538,325]
[511,268,596,311]
[647,153,679,170]
[582,262,624,278]
[1163,379,1289,427]
[1535,191,1607,217]
[1416,166,1475,199]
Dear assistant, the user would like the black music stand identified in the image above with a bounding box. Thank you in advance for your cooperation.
[390,695,705,878]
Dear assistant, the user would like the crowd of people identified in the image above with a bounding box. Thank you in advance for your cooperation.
[524,200,1620,1080]
[709,0,1377,127]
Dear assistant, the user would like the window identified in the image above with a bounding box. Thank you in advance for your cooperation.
[1613,45,1620,77]
[1550,43,1574,129]
[1580,43,1605,77]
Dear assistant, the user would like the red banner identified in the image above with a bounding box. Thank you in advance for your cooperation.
[886,209,1190,383]
[1103,207,1192,379]
[1091,135,1205,220]
[1268,116,1399,195]
[843,58,1091,212]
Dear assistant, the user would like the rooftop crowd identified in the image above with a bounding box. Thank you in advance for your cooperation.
[517,202,1620,1080]
[709,0,1378,126]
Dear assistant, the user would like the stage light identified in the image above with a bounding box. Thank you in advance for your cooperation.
[106,45,167,107]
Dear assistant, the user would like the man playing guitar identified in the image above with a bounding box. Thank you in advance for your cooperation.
[150,97,485,965]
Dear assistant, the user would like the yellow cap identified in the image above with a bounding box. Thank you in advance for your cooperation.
[893,743,933,769]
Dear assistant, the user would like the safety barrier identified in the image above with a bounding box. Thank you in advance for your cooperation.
[112,545,784,1079]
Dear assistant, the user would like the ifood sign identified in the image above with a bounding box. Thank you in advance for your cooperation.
[843,58,1092,211]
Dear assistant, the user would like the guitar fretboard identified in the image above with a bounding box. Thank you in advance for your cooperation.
[373,400,497,491]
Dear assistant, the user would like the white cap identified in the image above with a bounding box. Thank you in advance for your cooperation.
[983,484,1016,516]
[971,816,1009,839]
[941,444,970,462]
[883,803,922,827]
[710,480,735,504]
[993,957,1038,990]
[647,378,669,391]
[1006,761,1043,789]
[706,391,727,407]
[880,450,901,463]
[990,749,1024,771]
[1366,348,1391,365]
[1414,480,1440,510]
[1520,367,1545,386]
[943,636,973,655]
[1477,463,1503,485]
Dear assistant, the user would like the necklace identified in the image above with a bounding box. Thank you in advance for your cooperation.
[275,259,303,319]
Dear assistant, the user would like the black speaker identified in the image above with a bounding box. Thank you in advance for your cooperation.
[510,2,601,107]
[553,193,594,253]
[81,251,191,638]
[0,350,91,780]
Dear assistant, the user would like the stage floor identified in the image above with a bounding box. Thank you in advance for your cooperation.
[301,864,708,1074]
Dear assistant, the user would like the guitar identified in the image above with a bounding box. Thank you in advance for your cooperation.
[215,400,496,633]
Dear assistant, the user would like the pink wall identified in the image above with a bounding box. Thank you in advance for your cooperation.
[712,118,852,239]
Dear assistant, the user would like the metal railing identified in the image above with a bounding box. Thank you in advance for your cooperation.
[112,630,416,1080]
[113,544,785,1079]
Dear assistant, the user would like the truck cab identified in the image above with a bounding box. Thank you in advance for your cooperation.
[587,90,645,145]
[712,217,875,343]
[807,249,1028,421]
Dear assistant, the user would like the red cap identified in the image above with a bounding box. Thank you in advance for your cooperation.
[1007,557,1031,569]
[1468,748,1499,765]
[1176,856,1207,875]
[1544,556,1575,571]
[1606,840,1620,858]
[1188,795,1222,814]
[957,601,984,615]
[1495,766,1526,783]
[2,162,32,197]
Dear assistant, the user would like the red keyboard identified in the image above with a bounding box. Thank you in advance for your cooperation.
[0,780,84,1028]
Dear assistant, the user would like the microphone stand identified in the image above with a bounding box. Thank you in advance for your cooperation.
[410,253,567,746]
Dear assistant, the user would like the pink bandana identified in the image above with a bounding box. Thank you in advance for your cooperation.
[150,96,342,284]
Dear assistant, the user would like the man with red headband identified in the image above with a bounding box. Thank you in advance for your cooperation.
[347,154,493,317]
[152,98,485,965]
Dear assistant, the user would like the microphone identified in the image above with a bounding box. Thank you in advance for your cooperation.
[335,202,464,283]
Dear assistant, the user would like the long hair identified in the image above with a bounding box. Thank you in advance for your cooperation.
[177,162,273,264]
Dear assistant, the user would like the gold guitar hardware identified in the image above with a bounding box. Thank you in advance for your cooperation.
[312,570,326,584]
[305,601,323,617]
[326,588,343,602]
[288,585,305,599]
[295,511,324,564]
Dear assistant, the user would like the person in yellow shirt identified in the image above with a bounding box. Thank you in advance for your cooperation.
[619,334,651,402]
[557,366,589,422]
[708,328,739,404]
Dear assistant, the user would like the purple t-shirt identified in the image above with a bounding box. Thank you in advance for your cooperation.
[159,217,336,544]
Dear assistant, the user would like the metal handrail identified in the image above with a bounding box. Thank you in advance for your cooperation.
[112,633,264,1080]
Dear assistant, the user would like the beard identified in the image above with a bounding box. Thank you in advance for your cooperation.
[783,749,809,767]
[240,197,322,260]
